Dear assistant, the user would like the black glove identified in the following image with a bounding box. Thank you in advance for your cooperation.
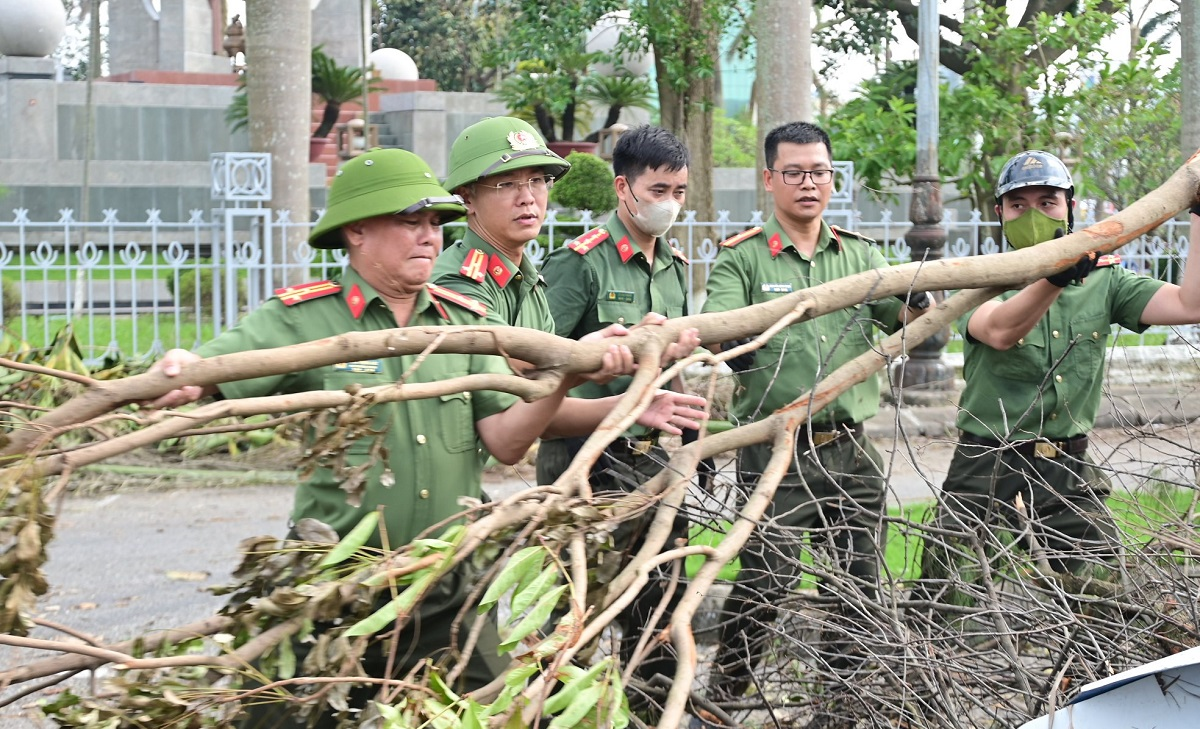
[1046,251,1100,288]
[721,337,756,373]
[894,290,934,310]
[1190,204,1200,217]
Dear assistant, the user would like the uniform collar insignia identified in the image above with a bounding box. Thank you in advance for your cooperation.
[346,283,367,319]
[616,235,636,263]
[488,253,514,288]
[768,233,784,258]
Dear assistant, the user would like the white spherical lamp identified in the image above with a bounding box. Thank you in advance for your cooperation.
[586,10,653,77]
[0,0,67,58]
[368,48,420,81]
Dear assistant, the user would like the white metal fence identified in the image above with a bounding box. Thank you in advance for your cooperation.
[0,154,1191,364]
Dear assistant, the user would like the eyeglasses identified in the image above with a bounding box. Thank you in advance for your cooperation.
[474,175,556,195]
[768,168,835,186]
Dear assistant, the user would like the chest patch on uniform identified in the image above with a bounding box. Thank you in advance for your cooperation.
[605,290,636,304]
[761,283,793,294]
[333,360,382,374]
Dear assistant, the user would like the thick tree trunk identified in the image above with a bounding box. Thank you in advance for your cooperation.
[655,0,719,293]
[246,0,311,289]
[1183,0,1200,162]
[754,0,812,213]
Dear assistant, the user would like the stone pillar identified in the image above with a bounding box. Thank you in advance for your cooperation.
[893,0,953,396]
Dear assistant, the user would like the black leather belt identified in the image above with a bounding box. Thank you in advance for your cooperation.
[797,421,863,448]
[961,432,1089,459]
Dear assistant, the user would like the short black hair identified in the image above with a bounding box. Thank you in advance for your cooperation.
[764,121,832,169]
[612,126,690,183]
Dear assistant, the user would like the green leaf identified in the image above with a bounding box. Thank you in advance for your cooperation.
[510,564,560,619]
[498,584,567,652]
[345,572,435,637]
[541,658,609,715]
[275,634,296,679]
[547,683,602,728]
[318,512,379,568]
[461,700,486,729]
[478,546,545,614]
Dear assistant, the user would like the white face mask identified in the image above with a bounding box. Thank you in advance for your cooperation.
[627,192,682,238]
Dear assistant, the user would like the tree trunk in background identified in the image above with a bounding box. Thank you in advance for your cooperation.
[655,0,719,294]
[246,0,311,289]
[754,0,812,213]
[1183,0,1200,164]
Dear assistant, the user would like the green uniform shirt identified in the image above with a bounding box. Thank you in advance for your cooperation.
[432,229,555,331]
[541,214,690,406]
[702,216,903,426]
[956,265,1163,441]
[197,267,517,548]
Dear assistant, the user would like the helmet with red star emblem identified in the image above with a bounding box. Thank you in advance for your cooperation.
[309,148,467,249]
[443,117,571,192]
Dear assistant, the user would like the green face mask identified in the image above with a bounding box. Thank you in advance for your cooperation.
[1002,208,1068,250]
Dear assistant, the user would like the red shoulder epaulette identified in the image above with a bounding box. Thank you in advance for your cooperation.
[427,283,488,317]
[670,244,690,265]
[1096,253,1121,268]
[275,280,341,306]
[720,227,763,248]
[567,227,610,255]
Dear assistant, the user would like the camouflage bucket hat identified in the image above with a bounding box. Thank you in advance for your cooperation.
[443,117,571,192]
[309,148,467,250]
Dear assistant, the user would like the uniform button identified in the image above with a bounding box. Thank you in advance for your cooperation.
[419,489,430,499]
[820,335,827,342]
[1017,338,1025,346]
[810,261,816,267]
[416,434,427,445]
[1052,330,1060,338]
[515,273,523,281]
[463,391,471,401]
[1092,332,1100,339]
[1054,375,1063,383]
[1050,413,1058,420]
[617,317,625,324]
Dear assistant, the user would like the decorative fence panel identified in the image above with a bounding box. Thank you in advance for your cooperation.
[0,205,1190,365]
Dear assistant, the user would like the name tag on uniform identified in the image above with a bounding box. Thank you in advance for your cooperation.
[605,290,636,304]
[333,360,382,374]
[761,283,793,294]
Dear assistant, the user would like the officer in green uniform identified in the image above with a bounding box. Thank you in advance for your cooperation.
[917,151,1200,608]
[537,125,693,705]
[432,116,569,332]
[700,122,931,719]
[150,148,679,727]
[432,116,705,447]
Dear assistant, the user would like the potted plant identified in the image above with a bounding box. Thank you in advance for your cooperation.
[494,6,655,154]
[225,46,383,161]
[496,58,654,155]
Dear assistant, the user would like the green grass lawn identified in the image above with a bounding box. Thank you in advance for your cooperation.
[686,486,1196,584]
[4,314,216,361]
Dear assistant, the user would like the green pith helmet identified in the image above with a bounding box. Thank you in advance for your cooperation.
[309,148,467,250]
[443,117,571,192]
